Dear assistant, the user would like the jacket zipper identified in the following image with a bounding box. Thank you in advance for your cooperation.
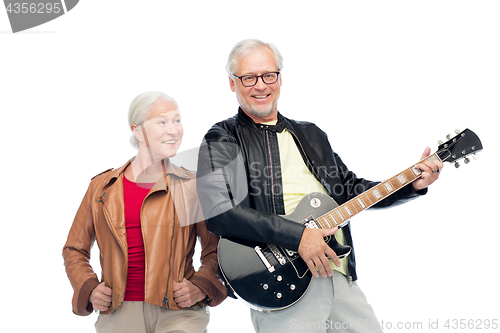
[163,180,176,308]
[265,130,277,214]
[140,192,150,304]
[163,213,175,308]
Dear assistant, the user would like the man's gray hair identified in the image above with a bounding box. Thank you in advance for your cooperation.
[128,91,178,149]
[226,39,284,75]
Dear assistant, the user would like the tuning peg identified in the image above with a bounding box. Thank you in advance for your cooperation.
[473,153,480,160]
[455,162,460,168]
[437,140,444,145]
[454,129,461,134]
[464,157,470,164]
[446,134,452,140]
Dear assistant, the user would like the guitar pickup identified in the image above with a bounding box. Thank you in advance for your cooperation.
[268,245,287,266]
[255,246,275,273]
[302,216,320,229]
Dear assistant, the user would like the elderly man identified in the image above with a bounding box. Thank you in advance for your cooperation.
[197,39,442,332]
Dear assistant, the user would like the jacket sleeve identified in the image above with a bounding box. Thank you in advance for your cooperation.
[196,125,306,252]
[62,183,100,316]
[188,216,228,307]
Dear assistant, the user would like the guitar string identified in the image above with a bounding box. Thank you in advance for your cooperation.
[314,154,441,230]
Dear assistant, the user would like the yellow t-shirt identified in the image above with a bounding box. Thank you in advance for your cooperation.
[264,121,349,275]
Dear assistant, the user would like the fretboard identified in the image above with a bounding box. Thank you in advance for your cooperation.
[315,154,440,229]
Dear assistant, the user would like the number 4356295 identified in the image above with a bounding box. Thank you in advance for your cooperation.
[6,3,62,14]
[444,319,498,330]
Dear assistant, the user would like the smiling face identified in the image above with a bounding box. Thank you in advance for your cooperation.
[229,46,282,123]
[133,99,183,161]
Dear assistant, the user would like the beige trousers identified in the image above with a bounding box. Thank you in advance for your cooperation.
[95,302,210,333]
[251,271,383,333]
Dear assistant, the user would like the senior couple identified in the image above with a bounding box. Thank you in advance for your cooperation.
[63,39,442,333]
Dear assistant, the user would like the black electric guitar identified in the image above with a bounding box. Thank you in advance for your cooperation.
[217,129,483,312]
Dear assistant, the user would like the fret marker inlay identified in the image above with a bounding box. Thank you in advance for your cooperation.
[397,174,407,185]
[357,198,365,208]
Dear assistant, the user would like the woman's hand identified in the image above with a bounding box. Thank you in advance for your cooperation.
[90,282,113,311]
[173,279,207,308]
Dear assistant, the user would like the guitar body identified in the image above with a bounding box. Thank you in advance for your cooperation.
[218,192,352,312]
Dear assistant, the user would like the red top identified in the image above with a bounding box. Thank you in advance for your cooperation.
[123,175,155,301]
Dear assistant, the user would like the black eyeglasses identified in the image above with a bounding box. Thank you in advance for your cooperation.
[231,71,280,87]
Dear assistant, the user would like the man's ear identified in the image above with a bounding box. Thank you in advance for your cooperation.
[229,76,236,92]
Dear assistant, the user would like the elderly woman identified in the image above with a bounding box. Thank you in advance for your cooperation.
[63,92,226,333]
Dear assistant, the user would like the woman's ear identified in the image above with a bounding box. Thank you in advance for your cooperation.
[131,123,142,142]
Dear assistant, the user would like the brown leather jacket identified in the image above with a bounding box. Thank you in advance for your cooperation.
[63,159,227,316]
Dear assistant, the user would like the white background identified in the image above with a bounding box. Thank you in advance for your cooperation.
[1,1,499,332]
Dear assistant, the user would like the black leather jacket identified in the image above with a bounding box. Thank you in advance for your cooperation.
[197,108,425,281]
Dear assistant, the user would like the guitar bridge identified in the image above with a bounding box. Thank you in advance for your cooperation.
[254,246,275,272]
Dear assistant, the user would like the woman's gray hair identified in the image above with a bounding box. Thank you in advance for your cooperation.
[226,39,284,75]
[128,91,178,149]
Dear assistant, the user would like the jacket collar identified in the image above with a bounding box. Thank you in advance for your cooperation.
[236,107,294,134]
[236,107,293,133]
[103,158,192,190]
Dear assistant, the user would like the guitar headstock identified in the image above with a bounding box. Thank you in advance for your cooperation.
[436,129,483,168]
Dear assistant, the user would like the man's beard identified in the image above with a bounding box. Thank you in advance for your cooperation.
[237,94,278,119]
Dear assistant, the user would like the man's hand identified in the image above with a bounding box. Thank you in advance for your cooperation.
[173,278,207,308]
[90,282,112,312]
[413,147,443,191]
[297,227,339,278]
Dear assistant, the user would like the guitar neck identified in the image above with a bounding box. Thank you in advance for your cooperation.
[316,153,441,229]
